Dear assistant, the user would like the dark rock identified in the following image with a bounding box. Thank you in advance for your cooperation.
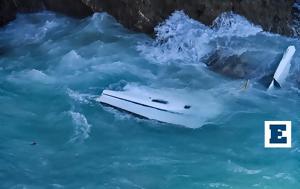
[204,50,288,88]
[292,1,300,36]
[44,0,93,18]
[0,0,17,26]
[0,0,93,27]
[0,0,297,36]
[14,0,45,13]
[233,0,295,36]
[0,0,45,27]
[81,0,296,36]
[205,50,255,79]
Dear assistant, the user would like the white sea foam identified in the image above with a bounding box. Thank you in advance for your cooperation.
[208,183,230,188]
[55,50,91,81]
[67,88,96,104]
[274,172,295,181]
[228,160,261,175]
[60,50,84,68]
[137,11,212,64]
[263,172,295,183]
[89,13,119,33]
[212,12,262,38]
[137,11,262,65]
[7,69,55,84]
[69,111,91,142]
[2,12,63,46]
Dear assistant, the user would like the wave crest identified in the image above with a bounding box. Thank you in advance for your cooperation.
[137,11,262,65]
[212,12,262,38]
[69,111,91,142]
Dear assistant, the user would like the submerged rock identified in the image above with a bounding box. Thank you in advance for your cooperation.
[204,49,289,89]
[205,51,255,79]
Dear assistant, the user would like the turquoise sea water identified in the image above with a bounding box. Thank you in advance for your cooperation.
[0,11,300,188]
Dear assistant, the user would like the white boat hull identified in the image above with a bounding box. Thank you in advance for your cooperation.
[268,46,296,90]
[97,86,222,128]
[98,89,194,127]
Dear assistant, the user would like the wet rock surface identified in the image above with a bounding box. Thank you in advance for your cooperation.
[0,0,92,27]
[14,0,44,13]
[1,0,298,82]
[44,0,93,18]
[81,0,295,36]
[0,0,16,26]
[0,0,297,36]
[205,51,256,79]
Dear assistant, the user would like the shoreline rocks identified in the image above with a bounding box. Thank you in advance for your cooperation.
[0,0,93,27]
[0,0,298,81]
[0,0,298,36]
[81,0,296,36]
[44,0,93,18]
[0,0,17,26]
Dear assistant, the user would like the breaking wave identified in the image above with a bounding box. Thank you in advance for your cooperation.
[7,69,55,84]
[137,11,262,64]
[69,111,91,142]
[137,11,300,89]
[212,12,262,38]
[67,88,96,104]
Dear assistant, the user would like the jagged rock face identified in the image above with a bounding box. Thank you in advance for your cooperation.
[0,0,44,26]
[0,0,297,35]
[0,0,17,26]
[43,0,93,18]
[81,0,295,36]
[13,0,44,13]
[0,0,93,27]
[205,51,255,79]
[233,0,294,35]
[292,0,300,36]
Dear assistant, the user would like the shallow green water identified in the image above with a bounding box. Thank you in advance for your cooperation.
[0,11,300,188]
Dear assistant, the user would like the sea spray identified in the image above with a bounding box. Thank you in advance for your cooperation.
[69,111,91,142]
[67,88,97,104]
[137,11,262,65]
[137,11,213,64]
[137,11,300,88]
[212,12,262,38]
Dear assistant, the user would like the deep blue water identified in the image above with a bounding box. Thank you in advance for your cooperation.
[0,11,300,188]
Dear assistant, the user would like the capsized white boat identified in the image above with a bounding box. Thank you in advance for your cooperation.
[98,89,192,125]
[97,87,222,128]
[268,45,296,90]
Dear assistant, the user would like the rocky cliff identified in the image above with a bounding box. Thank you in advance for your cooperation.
[0,0,92,26]
[81,0,296,36]
[0,0,16,26]
[0,0,298,36]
